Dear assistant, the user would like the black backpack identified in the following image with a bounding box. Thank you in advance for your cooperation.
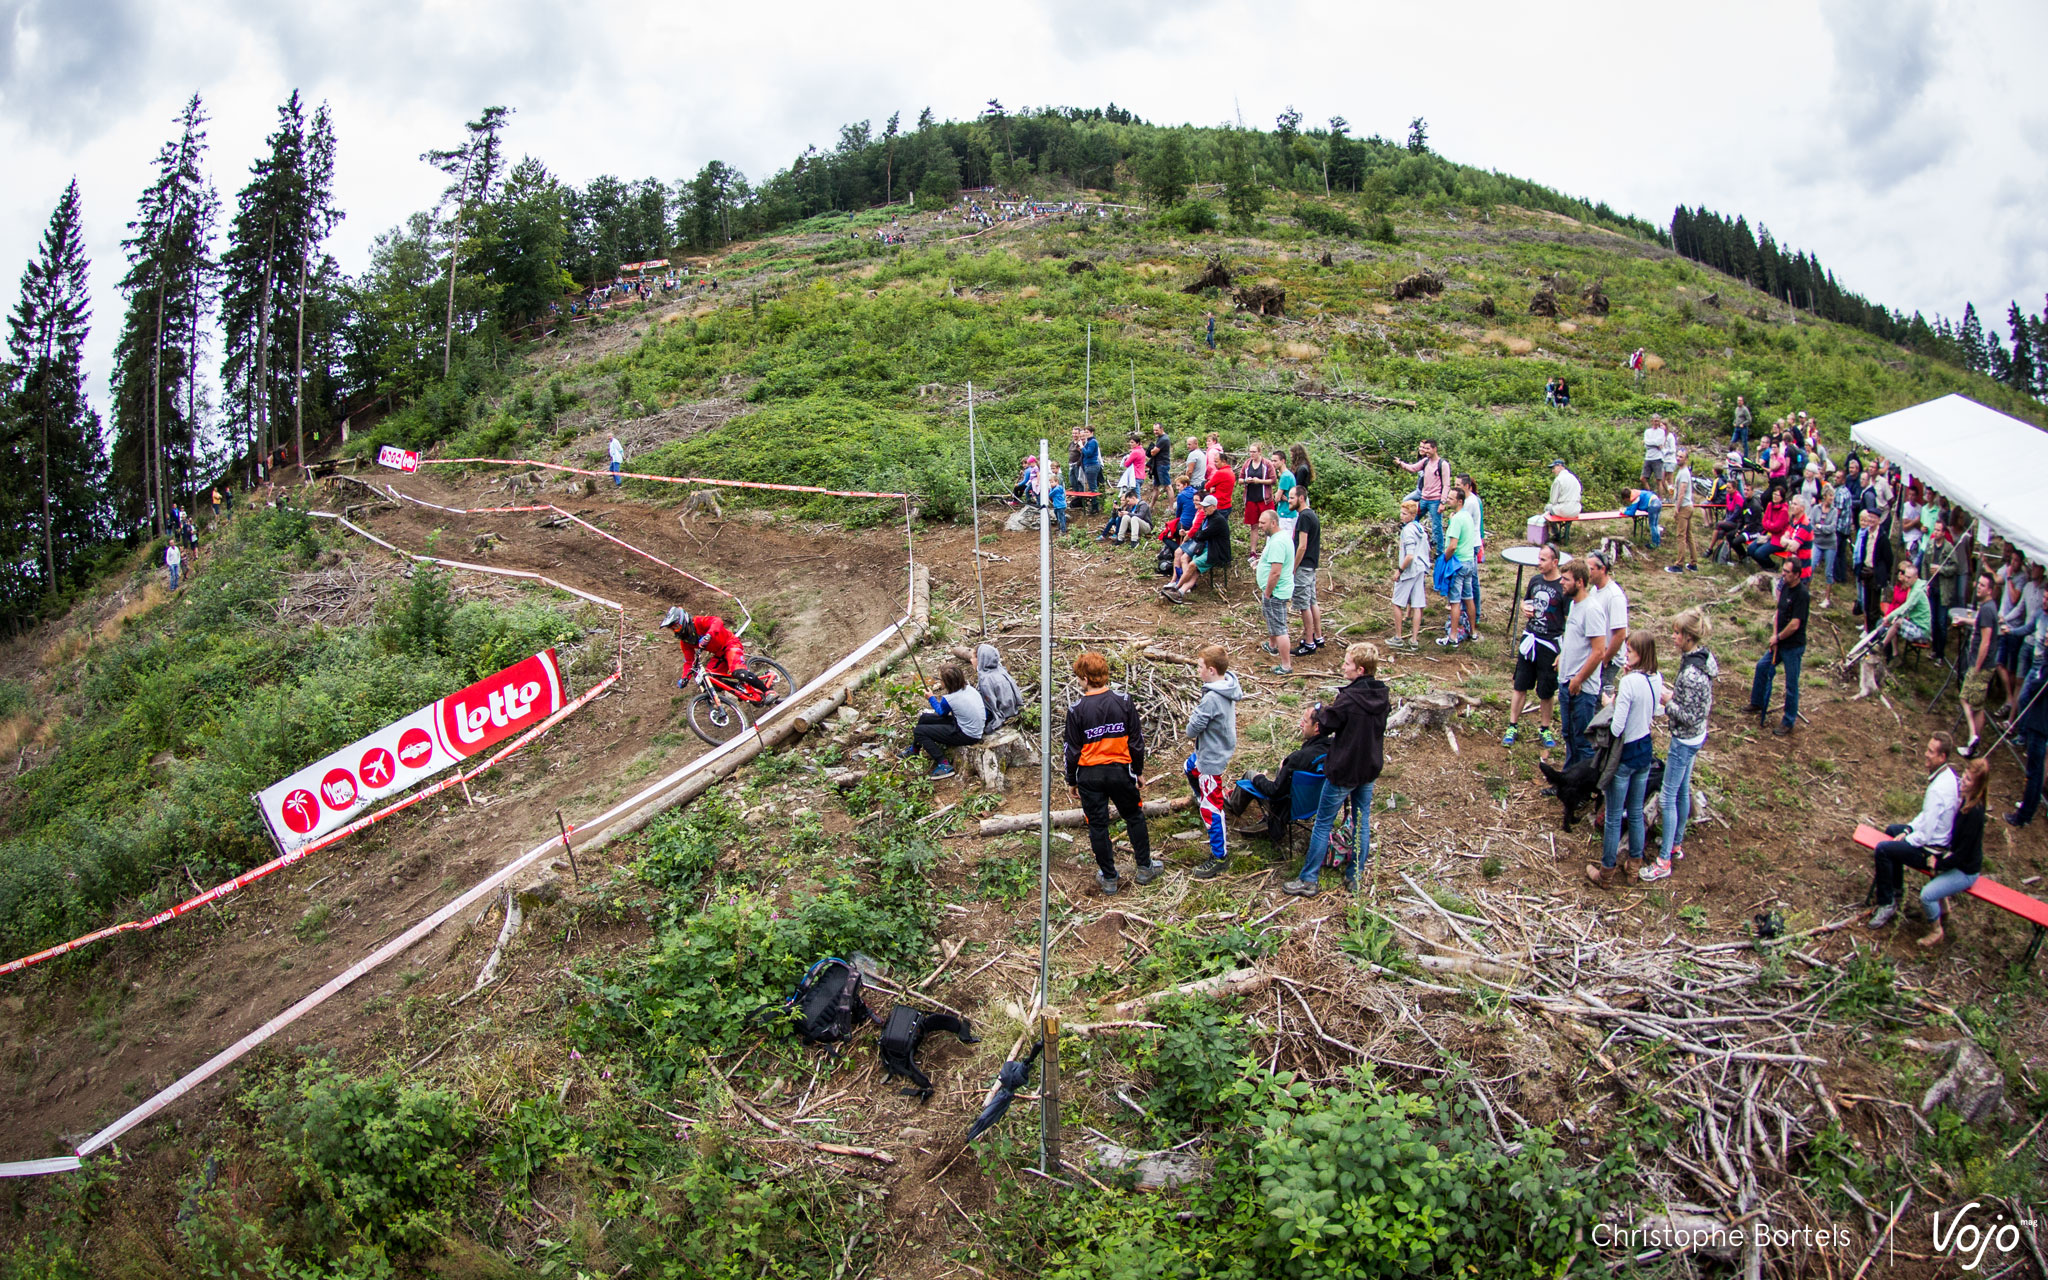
[768,957,882,1047]
[878,1006,978,1101]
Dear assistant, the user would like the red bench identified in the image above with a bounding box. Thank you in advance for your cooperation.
[1852,824,2048,966]
[1534,509,1651,547]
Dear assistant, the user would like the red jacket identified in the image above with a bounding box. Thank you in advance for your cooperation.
[1204,465,1235,511]
[678,615,745,678]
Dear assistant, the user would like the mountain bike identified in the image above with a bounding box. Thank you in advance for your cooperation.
[684,656,794,745]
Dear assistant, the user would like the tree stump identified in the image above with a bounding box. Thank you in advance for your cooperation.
[1234,283,1285,316]
[1476,295,1497,317]
[1318,251,1334,267]
[1183,256,1233,294]
[1386,691,1464,730]
[1529,287,1559,318]
[1392,270,1444,301]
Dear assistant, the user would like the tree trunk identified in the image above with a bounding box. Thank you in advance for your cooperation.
[257,216,275,469]
[442,148,474,380]
[294,250,307,472]
[150,281,166,536]
[38,349,53,588]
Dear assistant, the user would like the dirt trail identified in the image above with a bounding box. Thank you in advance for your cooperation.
[0,474,909,1154]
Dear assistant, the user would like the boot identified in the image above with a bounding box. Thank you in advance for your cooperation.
[1585,862,1616,889]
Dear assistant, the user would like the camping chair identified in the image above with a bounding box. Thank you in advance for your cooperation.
[1233,769,1354,862]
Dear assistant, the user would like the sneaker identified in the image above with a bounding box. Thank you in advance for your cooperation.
[929,761,956,780]
[1868,903,1897,929]
[1436,634,1462,649]
[1959,735,1981,759]
[1502,724,1520,747]
[1639,857,1672,882]
[1312,638,1328,651]
[1280,878,1319,897]
[1134,864,1165,886]
[1262,642,1281,655]
[1671,843,1684,861]
[1271,665,1293,676]
[1097,874,1120,896]
[1540,726,1559,750]
[1292,641,1316,657]
[1664,564,1685,574]
[1771,721,1793,737]
[896,746,919,760]
[1190,858,1225,880]
[1686,564,1699,572]
[2004,810,2031,828]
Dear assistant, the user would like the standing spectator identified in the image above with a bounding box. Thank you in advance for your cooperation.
[1184,436,1209,491]
[1558,562,1609,768]
[1146,423,1173,497]
[1588,551,1630,692]
[1852,508,1893,627]
[1390,499,1428,650]
[1288,443,1314,500]
[1919,761,1989,947]
[1749,556,1810,737]
[209,487,223,523]
[1958,572,2001,757]
[1505,542,1567,749]
[166,540,183,591]
[1080,426,1103,514]
[1544,458,1583,545]
[1205,311,1216,349]
[1240,442,1276,554]
[1867,734,1960,929]
[1397,439,1454,553]
[1205,433,1224,473]
[1780,496,1815,582]
[1667,450,1699,571]
[1047,475,1068,535]
[1256,509,1297,675]
[1118,433,1145,497]
[1437,486,1478,648]
[1659,419,1682,499]
[1291,491,1324,656]
[1282,643,1390,897]
[1998,565,2037,677]
[2006,663,2048,827]
[1643,609,1717,881]
[1588,631,1665,887]
[1203,448,1236,516]
[1628,347,1646,385]
[1064,651,1158,895]
[1458,474,1486,626]
[1184,644,1243,879]
[1927,515,1963,663]
[1640,418,1667,490]
[1618,486,1663,549]
[1067,429,1085,499]
[1544,375,1562,408]
[608,433,626,486]
[1811,481,1839,607]
[1732,395,1753,456]
[906,663,986,779]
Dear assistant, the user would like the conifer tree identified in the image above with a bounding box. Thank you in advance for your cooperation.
[4,180,108,601]
[222,92,312,478]
[2006,302,2038,397]
[424,106,512,378]
[1958,303,1988,374]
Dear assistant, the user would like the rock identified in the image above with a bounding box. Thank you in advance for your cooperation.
[1090,1141,1212,1191]
[834,706,862,725]
[980,728,1042,769]
[1004,507,1042,532]
[515,871,563,908]
[1920,1039,2015,1125]
[975,749,1007,793]
[826,767,870,789]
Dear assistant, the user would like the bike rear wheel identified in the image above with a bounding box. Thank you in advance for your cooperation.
[687,689,750,745]
[747,658,794,707]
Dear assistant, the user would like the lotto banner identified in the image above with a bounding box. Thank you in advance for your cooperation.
[256,651,563,852]
[376,445,421,473]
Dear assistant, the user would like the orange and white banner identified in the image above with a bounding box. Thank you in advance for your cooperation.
[376,445,421,472]
[256,651,564,852]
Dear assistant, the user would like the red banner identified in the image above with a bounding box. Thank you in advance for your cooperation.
[376,445,421,473]
[257,651,563,852]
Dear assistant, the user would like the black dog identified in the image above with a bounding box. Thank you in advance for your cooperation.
[1538,757,1665,833]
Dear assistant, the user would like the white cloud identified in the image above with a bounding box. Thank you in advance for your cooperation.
[1,0,2043,419]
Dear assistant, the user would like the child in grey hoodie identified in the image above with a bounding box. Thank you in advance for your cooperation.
[975,643,1023,732]
[1183,643,1244,877]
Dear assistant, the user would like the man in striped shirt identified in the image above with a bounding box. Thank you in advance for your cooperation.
[1780,497,1815,582]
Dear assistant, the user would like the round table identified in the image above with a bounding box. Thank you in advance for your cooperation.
[1500,544,1572,642]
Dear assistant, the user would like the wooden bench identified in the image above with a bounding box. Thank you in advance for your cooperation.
[1538,509,1650,546]
[1852,823,2047,966]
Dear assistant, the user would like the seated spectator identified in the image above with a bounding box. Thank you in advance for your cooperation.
[975,643,1023,732]
[900,663,987,779]
[1618,486,1663,549]
[1918,759,1989,947]
[1223,709,1335,836]
[1115,493,1154,545]
[1745,485,1791,567]
[1876,563,1933,661]
[1543,458,1583,544]
[1161,496,1229,600]
[1012,456,1040,506]
[1868,734,1959,928]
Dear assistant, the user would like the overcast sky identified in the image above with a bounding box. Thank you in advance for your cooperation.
[3,0,2043,417]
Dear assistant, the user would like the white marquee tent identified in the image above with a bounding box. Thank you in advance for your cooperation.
[1851,393,2048,565]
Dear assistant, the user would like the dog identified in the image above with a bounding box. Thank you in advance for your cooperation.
[1538,756,1666,834]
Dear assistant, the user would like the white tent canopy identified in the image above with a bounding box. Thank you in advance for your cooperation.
[1851,393,2048,566]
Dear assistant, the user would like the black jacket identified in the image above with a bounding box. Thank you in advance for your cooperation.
[1313,676,1390,789]
[1934,805,1985,877]
[1192,510,1233,567]
[1063,688,1145,785]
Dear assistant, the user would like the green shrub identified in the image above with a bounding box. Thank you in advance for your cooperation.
[1141,996,1253,1124]
[1157,200,1220,235]
[1293,203,1363,239]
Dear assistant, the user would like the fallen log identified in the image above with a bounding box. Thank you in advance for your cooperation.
[978,795,1193,836]
[1110,967,1271,1017]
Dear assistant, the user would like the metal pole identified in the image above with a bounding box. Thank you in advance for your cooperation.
[1036,434,1055,1174]
[968,381,988,635]
[1083,325,1091,434]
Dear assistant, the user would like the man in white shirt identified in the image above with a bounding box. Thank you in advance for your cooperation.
[1557,562,1609,768]
[1868,734,1960,928]
[608,434,626,487]
[1641,420,1666,489]
[1544,459,1583,545]
[1588,550,1630,692]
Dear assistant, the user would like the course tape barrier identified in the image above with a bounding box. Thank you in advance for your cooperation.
[428,457,911,501]
[0,519,627,979]
[17,579,923,1176]
[378,485,751,634]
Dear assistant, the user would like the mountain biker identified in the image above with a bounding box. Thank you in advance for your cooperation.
[663,607,750,688]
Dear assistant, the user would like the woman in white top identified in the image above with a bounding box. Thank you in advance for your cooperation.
[1590,630,1666,886]
[1389,499,1428,649]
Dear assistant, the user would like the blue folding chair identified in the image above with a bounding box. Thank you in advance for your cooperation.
[1234,768,1350,860]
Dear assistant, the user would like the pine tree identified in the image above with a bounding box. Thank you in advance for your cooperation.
[222,92,310,480]
[423,106,512,379]
[2006,302,2037,397]
[289,103,342,470]
[1958,303,1988,374]
[482,158,572,325]
[1406,117,1430,155]
[109,94,214,533]
[4,180,109,603]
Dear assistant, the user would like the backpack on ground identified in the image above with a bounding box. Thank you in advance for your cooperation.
[878,1005,978,1101]
[758,956,882,1047]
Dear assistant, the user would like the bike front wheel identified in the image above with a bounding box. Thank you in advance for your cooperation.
[687,689,751,745]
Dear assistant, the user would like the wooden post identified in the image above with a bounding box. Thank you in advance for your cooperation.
[555,809,580,882]
[1039,1009,1062,1173]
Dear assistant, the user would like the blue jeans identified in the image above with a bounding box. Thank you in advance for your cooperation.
[1921,869,1978,922]
[1733,425,1750,455]
[1299,780,1372,886]
[1053,507,1068,534]
[1659,737,1701,860]
[1083,464,1103,513]
[1562,688,1600,768]
[1419,499,1443,555]
[2018,730,2047,824]
[168,563,181,591]
[1750,646,1803,728]
[610,459,622,487]
[1602,756,1652,867]
[1623,495,1662,547]
[1814,535,1837,585]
